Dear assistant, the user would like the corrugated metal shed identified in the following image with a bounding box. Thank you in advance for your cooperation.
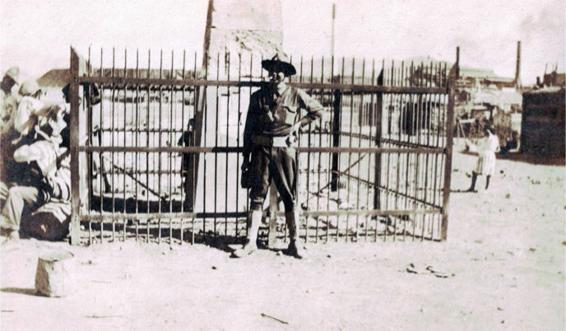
[521,87,565,158]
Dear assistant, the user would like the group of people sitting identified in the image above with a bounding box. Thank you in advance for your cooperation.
[0,67,72,243]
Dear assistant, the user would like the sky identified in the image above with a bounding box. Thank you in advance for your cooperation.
[0,0,564,84]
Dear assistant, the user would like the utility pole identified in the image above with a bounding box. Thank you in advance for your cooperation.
[331,3,336,59]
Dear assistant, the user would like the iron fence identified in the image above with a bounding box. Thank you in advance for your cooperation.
[68,47,457,246]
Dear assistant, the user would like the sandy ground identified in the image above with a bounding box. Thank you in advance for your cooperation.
[1,150,564,331]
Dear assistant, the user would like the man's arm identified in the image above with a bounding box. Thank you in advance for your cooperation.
[297,89,324,128]
[13,144,43,163]
[242,92,260,163]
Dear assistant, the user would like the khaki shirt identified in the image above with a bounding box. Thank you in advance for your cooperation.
[243,85,324,158]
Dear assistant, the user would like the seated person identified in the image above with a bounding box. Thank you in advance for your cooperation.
[499,131,520,155]
[0,138,60,240]
[0,83,69,241]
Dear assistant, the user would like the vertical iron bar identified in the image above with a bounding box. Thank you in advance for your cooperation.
[372,59,381,242]
[317,57,326,242]
[202,53,210,238]
[135,49,140,241]
[87,47,94,216]
[326,55,335,243]
[346,57,355,242]
[169,50,175,245]
[403,63,411,241]
[192,51,198,245]
[225,51,230,238]
[307,56,319,242]
[180,50,186,244]
[236,52,242,239]
[338,56,345,242]
[157,50,163,244]
[383,60,394,241]
[123,49,128,241]
[98,48,104,244]
[394,61,403,241]
[214,52,220,238]
[111,47,116,242]
[298,56,307,243]
[366,60,374,240]
[146,50,151,242]
[356,59,365,241]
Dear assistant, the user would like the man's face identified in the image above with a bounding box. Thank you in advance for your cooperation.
[268,69,286,86]
[1,76,16,92]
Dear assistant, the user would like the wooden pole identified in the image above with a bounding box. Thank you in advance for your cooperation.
[440,47,458,241]
[69,47,81,245]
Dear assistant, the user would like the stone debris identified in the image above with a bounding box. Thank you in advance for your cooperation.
[35,249,74,297]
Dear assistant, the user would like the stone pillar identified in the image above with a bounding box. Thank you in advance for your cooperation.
[191,0,284,222]
[202,0,284,128]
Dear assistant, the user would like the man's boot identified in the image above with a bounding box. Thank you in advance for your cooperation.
[232,210,262,258]
[285,211,305,259]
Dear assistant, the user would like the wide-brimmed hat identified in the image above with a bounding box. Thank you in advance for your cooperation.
[19,79,41,96]
[4,66,20,83]
[261,53,296,76]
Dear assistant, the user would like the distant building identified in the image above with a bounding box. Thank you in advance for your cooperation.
[536,69,566,88]
[456,66,516,90]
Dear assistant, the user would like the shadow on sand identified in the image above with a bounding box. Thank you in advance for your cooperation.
[1,287,38,297]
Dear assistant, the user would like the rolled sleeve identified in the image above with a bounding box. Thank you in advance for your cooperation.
[297,89,323,127]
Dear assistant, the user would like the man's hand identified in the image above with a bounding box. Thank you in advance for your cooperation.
[241,159,250,171]
[285,134,297,147]
[285,122,301,147]
[290,122,301,134]
[240,159,252,189]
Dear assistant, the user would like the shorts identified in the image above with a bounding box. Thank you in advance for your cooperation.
[249,145,297,212]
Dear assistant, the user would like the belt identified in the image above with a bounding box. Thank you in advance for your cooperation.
[252,135,288,147]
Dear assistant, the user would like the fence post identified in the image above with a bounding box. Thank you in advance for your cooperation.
[373,72,384,212]
[441,47,459,241]
[331,89,342,191]
[69,47,81,245]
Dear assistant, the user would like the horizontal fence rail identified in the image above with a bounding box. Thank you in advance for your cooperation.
[68,47,456,246]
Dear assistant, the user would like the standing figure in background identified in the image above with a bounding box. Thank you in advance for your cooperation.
[178,118,195,211]
[468,125,500,192]
[234,53,324,259]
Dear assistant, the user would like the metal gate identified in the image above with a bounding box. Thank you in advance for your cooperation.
[68,48,456,245]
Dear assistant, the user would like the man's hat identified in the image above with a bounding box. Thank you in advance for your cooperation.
[4,66,20,83]
[261,53,296,76]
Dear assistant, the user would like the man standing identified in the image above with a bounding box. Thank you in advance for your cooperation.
[233,54,324,259]
[467,125,500,192]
